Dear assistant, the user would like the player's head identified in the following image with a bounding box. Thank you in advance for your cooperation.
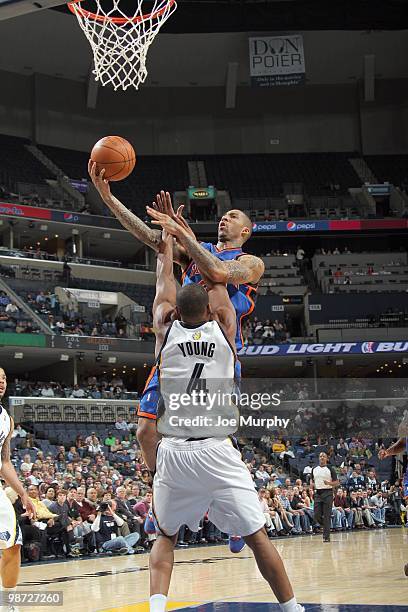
[176,284,210,324]
[218,210,253,245]
[0,368,6,400]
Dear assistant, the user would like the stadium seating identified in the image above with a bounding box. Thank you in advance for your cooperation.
[0,134,51,190]
[259,255,307,296]
[38,145,191,212]
[203,152,361,198]
[365,154,408,187]
[313,251,408,293]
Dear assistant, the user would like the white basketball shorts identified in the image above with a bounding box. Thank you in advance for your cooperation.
[153,437,266,537]
[0,488,22,550]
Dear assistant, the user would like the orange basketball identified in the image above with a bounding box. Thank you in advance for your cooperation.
[90,136,136,181]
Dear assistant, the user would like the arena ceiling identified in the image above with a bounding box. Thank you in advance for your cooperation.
[0,9,406,87]
[53,0,408,32]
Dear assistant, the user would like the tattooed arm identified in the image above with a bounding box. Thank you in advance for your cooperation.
[174,234,264,285]
[88,163,190,266]
[0,417,36,518]
[146,206,265,284]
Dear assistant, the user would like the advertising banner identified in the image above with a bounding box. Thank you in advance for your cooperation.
[249,34,306,87]
[238,341,408,357]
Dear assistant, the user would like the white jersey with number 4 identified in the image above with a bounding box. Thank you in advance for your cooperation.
[152,321,266,538]
[158,320,235,380]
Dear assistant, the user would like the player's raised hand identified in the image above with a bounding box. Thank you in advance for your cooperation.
[153,191,196,240]
[146,206,185,238]
[88,160,112,202]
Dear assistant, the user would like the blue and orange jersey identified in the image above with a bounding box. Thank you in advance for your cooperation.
[181,242,257,351]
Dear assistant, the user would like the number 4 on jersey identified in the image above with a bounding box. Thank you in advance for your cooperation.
[186,363,209,395]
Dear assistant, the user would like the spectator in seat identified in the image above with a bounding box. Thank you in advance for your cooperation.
[115,486,143,535]
[27,484,51,514]
[333,488,353,529]
[91,500,139,555]
[347,470,365,492]
[66,488,93,552]
[128,484,141,505]
[366,470,379,492]
[87,435,103,456]
[48,490,80,557]
[369,491,386,526]
[133,490,152,521]
[262,320,275,341]
[255,465,270,484]
[70,384,87,398]
[279,489,301,534]
[42,487,57,508]
[115,417,130,431]
[41,383,55,398]
[296,245,305,271]
[359,491,376,527]
[288,489,311,533]
[104,431,116,448]
[349,491,364,528]
[27,467,43,486]
[12,423,27,439]
[5,302,19,315]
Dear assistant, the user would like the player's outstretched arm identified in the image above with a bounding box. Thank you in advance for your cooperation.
[88,163,189,265]
[153,230,177,350]
[0,418,36,518]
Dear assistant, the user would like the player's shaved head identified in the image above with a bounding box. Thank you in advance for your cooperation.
[218,210,253,245]
[176,284,210,323]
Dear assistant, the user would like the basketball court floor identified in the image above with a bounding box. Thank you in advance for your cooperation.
[16,529,407,611]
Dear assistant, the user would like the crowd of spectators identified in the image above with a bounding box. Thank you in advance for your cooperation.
[9,375,137,401]
[243,317,291,345]
[6,414,404,563]
[0,291,40,334]
[21,290,137,339]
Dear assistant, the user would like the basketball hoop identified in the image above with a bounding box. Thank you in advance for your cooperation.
[68,0,177,91]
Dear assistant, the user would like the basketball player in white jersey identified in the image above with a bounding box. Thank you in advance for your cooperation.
[0,368,36,610]
[137,232,304,612]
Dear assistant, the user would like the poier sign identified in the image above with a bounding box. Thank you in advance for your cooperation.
[249,35,306,87]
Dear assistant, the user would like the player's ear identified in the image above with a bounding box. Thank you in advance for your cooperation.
[241,227,250,239]
[174,307,181,321]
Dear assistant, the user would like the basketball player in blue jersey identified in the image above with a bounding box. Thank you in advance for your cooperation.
[88,166,264,344]
[89,168,264,548]
[0,368,36,609]
[137,229,304,612]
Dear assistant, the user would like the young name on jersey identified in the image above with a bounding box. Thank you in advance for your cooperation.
[177,340,215,359]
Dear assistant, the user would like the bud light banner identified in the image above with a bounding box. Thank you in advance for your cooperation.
[238,341,408,357]
[249,35,306,87]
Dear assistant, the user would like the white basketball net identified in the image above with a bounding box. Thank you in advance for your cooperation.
[68,0,177,91]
